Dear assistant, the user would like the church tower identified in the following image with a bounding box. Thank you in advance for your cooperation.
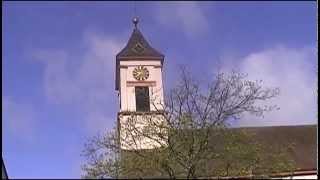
[115,17,165,150]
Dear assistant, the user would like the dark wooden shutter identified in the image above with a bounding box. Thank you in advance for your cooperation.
[135,86,150,112]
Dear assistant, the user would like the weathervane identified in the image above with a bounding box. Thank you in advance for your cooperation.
[132,1,139,28]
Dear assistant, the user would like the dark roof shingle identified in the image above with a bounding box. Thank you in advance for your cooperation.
[116,28,164,59]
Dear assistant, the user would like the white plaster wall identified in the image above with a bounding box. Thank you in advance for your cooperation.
[127,86,135,111]
[119,114,167,150]
[150,66,164,111]
[120,60,161,66]
[118,59,165,150]
[120,67,128,111]
[275,175,317,179]
[119,60,164,112]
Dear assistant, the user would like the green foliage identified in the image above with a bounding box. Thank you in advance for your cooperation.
[81,127,296,178]
[81,69,293,178]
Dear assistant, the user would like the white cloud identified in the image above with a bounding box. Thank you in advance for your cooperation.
[219,45,317,127]
[33,49,81,104]
[154,2,209,39]
[2,96,37,142]
[32,30,124,134]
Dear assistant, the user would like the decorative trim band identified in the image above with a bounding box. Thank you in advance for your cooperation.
[119,65,128,68]
[118,110,165,116]
[126,81,156,87]
[117,56,164,60]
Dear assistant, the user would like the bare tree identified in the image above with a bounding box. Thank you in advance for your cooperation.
[81,68,294,178]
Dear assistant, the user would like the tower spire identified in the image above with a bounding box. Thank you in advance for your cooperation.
[132,1,139,29]
[132,16,139,28]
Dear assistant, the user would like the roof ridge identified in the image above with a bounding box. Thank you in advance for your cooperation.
[116,28,164,58]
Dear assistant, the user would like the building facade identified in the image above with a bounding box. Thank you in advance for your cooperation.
[115,18,166,150]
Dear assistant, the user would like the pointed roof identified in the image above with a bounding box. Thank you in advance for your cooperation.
[116,28,164,59]
[115,17,164,90]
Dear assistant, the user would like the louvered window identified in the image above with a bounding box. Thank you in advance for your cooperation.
[135,86,150,112]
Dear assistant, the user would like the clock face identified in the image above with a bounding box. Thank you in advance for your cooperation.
[133,66,149,81]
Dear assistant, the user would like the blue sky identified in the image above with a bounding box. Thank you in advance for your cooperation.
[2,2,317,178]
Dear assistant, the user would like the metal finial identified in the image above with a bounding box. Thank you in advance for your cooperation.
[132,16,139,28]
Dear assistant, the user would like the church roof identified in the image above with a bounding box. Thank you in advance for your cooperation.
[120,125,317,178]
[233,125,317,171]
[115,18,164,90]
[116,28,164,59]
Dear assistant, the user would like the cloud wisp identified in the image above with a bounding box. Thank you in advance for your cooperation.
[218,45,317,127]
[32,30,124,134]
[2,96,37,143]
[154,2,209,39]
